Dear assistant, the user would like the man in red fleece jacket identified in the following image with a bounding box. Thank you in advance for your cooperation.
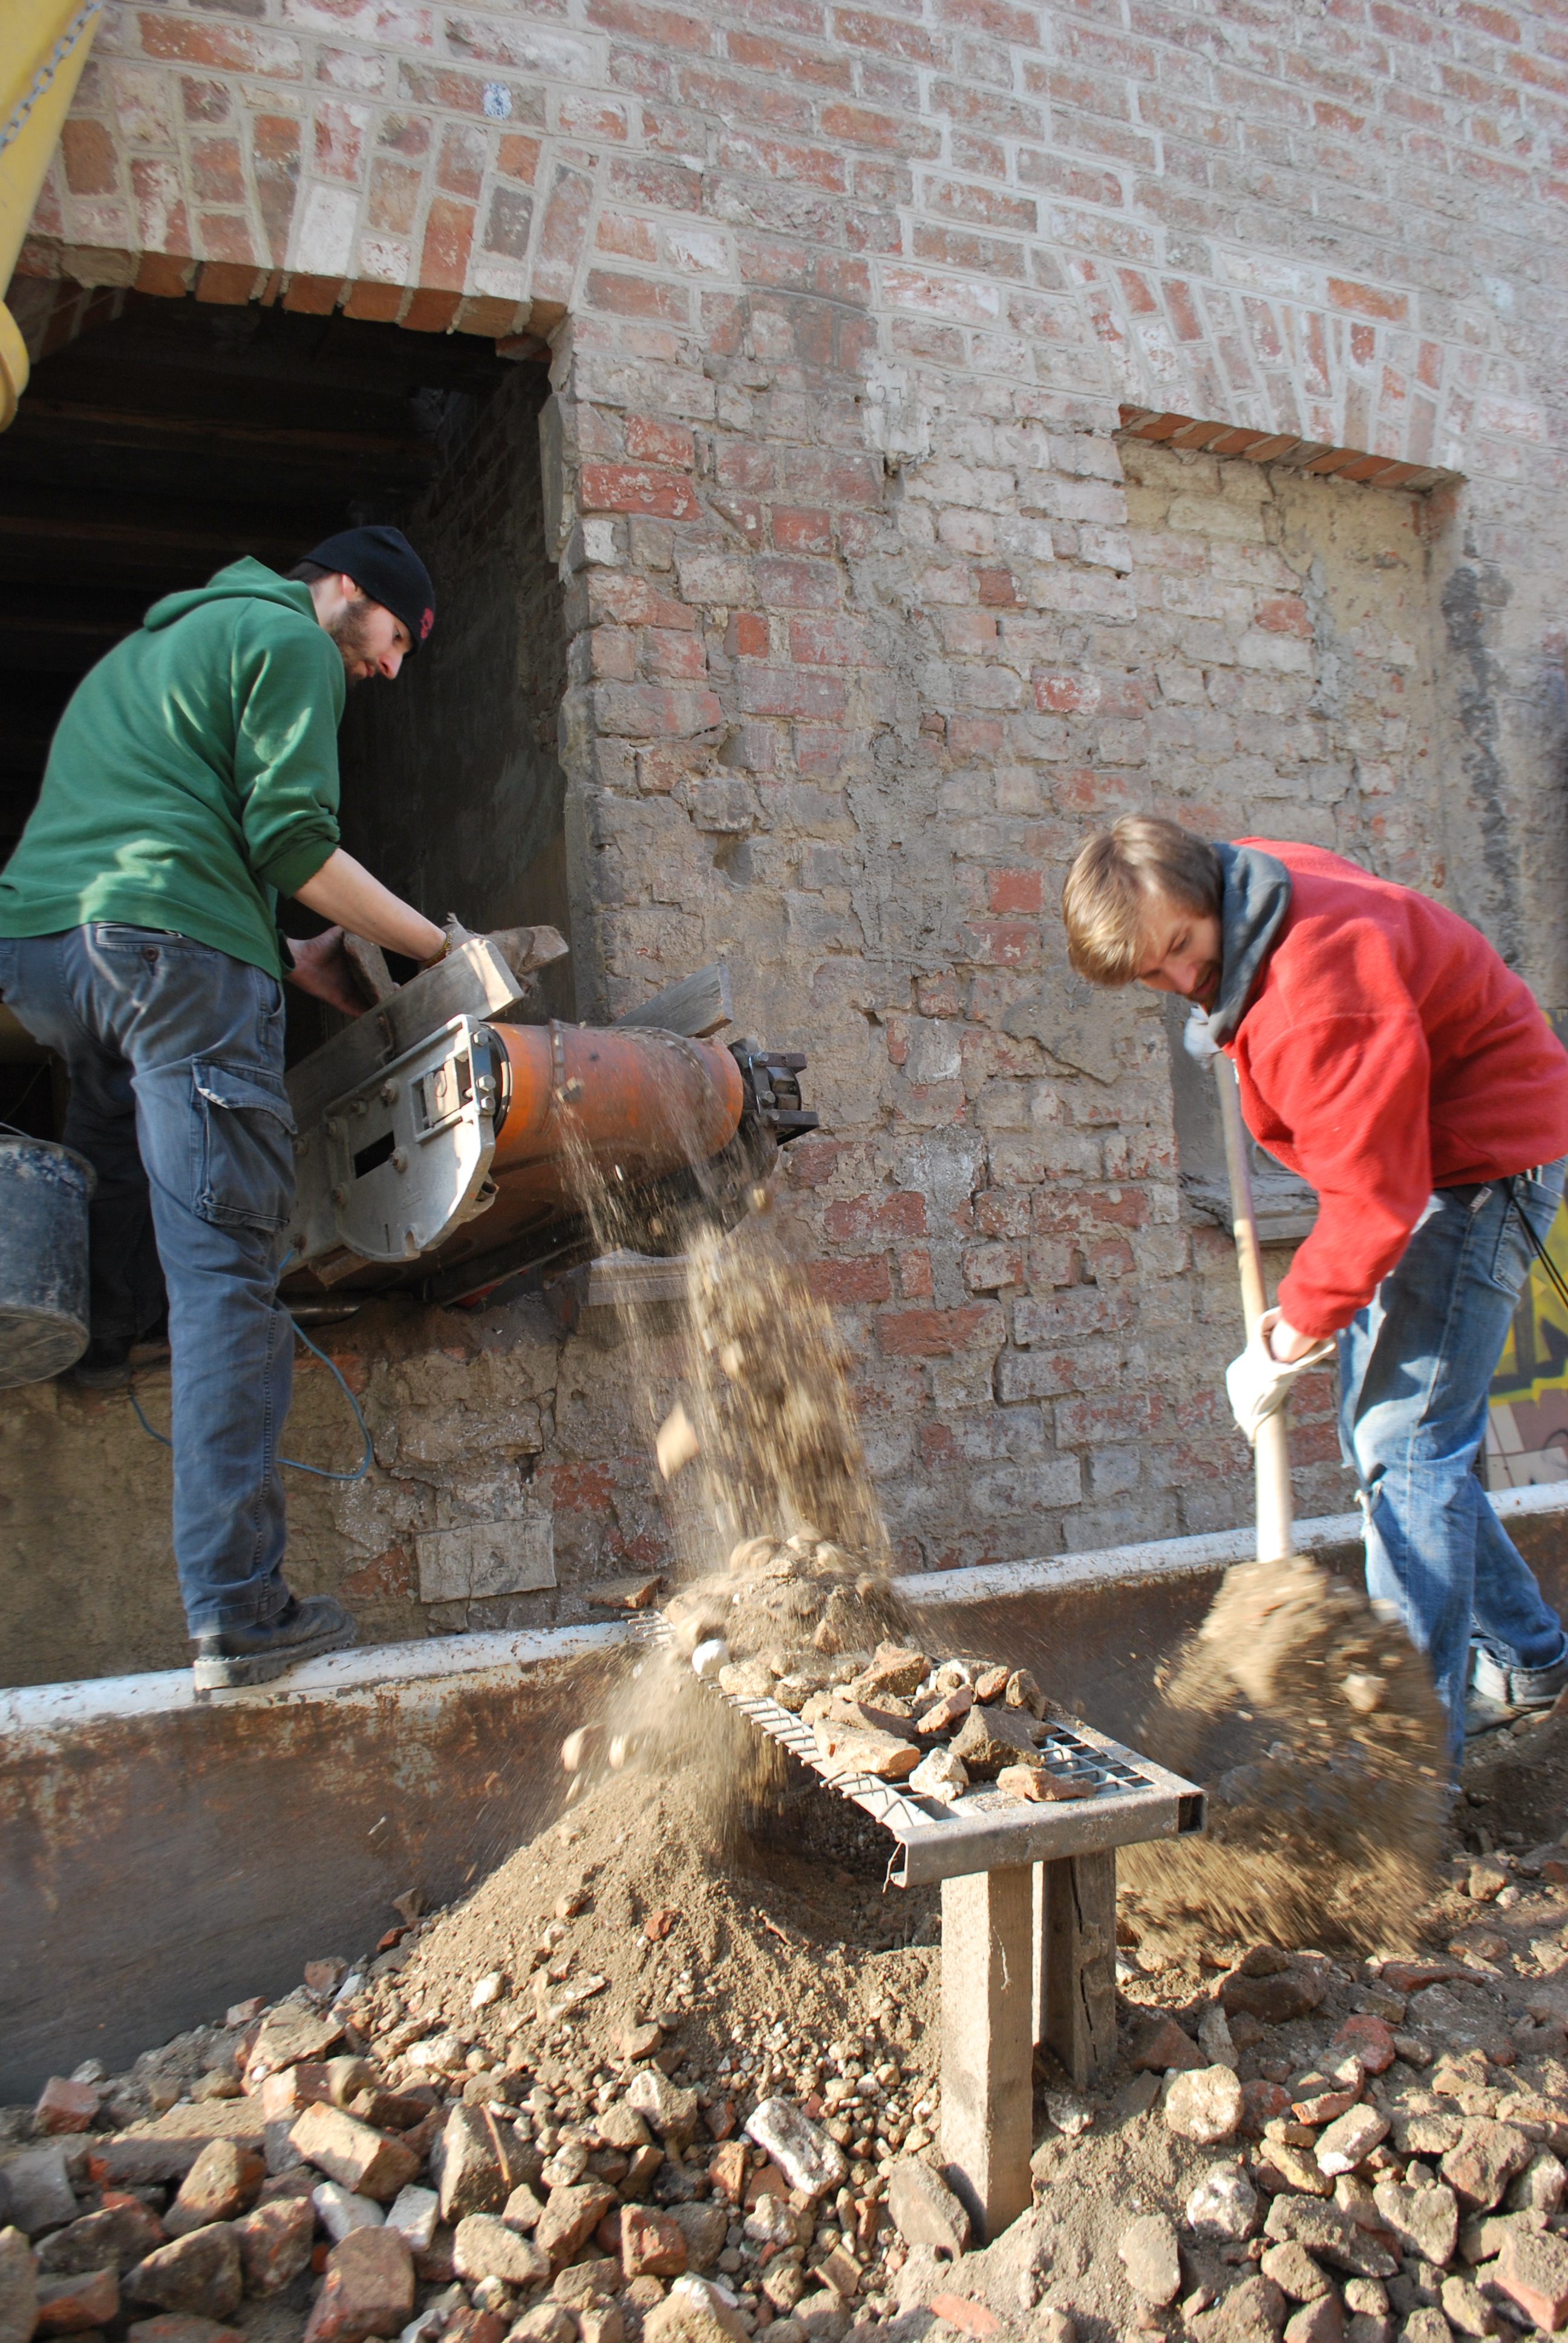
[1062,816,1568,1760]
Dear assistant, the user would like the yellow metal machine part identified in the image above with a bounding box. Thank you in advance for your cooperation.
[0,0,103,430]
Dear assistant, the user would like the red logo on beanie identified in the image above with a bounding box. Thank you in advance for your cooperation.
[420,606,434,641]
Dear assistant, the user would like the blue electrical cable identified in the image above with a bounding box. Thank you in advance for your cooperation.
[128,1251,373,1483]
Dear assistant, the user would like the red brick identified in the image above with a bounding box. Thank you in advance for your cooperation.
[808,1257,893,1305]
[825,1193,928,1242]
[645,630,707,680]
[192,137,246,205]
[140,16,302,74]
[877,1306,1004,1358]
[987,869,1042,914]
[534,163,594,297]
[1326,277,1409,321]
[60,119,118,195]
[580,464,701,519]
[586,269,691,321]
[789,615,864,664]
[728,29,854,90]
[34,2076,99,2134]
[975,568,1019,606]
[419,196,474,293]
[820,102,943,158]
[897,1250,935,1298]
[436,122,486,199]
[737,667,848,720]
[1257,596,1310,636]
[592,682,724,737]
[773,506,832,554]
[730,613,769,658]
[36,2267,120,2335]
[626,415,694,468]
[717,133,848,192]
[834,8,944,64]
[588,0,713,51]
[755,555,841,609]
[402,289,462,332]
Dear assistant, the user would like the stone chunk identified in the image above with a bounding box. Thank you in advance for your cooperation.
[948,1703,1039,1780]
[126,2227,244,2321]
[37,2203,165,2276]
[1440,2124,1533,2213]
[642,2286,748,2343]
[508,2312,576,2343]
[33,2264,119,2335]
[535,2184,617,2267]
[1132,2015,1207,2074]
[1285,2301,1343,2343]
[621,2206,687,2279]
[1186,2164,1260,2243]
[1261,2245,1332,2302]
[33,2080,99,2138]
[232,2197,315,2295]
[5,2145,78,2238]
[627,2071,700,2149]
[745,2098,847,2200]
[126,2320,247,2343]
[849,1646,927,1700]
[1221,1968,1327,2027]
[302,2224,414,2343]
[1399,2313,1451,2343]
[291,2106,419,2205]
[885,2160,969,2258]
[166,2143,266,2238]
[429,2108,517,2224]
[1493,2227,1568,2333]
[1264,2199,1397,2279]
[251,2005,345,2078]
[452,2216,549,2287]
[1437,2277,1498,2338]
[599,2102,652,2152]
[668,2204,725,2275]
[0,2226,38,2343]
[1189,2273,1289,2343]
[312,2184,383,2242]
[1166,2066,1244,2145]
[1120,2214,1180,2306]
[1332,2019,1397,2078]
[907,1748,968,1803]
[1371,2184,1457,2267]
[1317,2108,1391,2178]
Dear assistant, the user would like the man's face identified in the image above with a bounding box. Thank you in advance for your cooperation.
[324,578,411,684]
[1132,890,1223,1006]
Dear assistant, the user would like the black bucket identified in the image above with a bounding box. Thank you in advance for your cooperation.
[0,1138,96,1388]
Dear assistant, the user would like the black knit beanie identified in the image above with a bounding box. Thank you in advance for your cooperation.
[303,526,436,653]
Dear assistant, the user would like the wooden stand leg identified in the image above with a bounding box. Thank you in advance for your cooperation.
[1037,1849,1117,2091]
[939,1866,1034,2245]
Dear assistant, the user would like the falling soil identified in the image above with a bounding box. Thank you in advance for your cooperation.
[1122,1556,1448,1953]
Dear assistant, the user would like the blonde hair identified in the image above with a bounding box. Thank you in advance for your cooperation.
[1061,816,1223,985]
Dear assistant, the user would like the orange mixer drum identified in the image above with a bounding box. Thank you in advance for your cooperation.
[410,1020,747,1280]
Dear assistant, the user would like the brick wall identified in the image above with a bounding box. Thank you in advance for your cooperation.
[7,0,1568,1666]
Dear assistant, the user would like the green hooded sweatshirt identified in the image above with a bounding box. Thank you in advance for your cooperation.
[0,559,345,978]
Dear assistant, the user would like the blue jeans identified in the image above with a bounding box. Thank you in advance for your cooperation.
[1338,1157,1568,1765]
[0,925,298,1636]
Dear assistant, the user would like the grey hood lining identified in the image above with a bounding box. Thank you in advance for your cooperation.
[1206,842,1293,1045]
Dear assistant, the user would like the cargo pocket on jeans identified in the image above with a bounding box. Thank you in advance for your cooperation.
[192,1061,296,1232]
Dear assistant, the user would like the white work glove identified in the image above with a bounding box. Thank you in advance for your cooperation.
[1225,1308,1336,1443]
[1183,1006,1220,1061]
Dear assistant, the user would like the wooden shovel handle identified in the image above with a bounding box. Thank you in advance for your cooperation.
[1212,1052,1295,1563]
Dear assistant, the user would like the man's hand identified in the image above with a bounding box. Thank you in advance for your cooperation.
[285,927,376,1018]
[1225,1307,1336,1443]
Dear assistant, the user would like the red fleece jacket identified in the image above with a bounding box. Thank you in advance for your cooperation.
[1226,840,1568,1337]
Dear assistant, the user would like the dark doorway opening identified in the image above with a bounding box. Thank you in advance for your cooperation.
[0,289,572,1132]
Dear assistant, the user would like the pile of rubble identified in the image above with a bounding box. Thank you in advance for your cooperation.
[10,1788,1568,2343]
[658,1544,1064,1807]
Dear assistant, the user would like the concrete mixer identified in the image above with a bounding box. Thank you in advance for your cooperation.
[279,926,816,1311]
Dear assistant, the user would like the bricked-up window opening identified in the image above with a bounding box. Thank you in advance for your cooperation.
[0,288,513,1126]
[335,358,573,1023]
[1117,425,1454,1259]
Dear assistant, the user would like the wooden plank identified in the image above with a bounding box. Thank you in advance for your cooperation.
[612,963,733,1038]
[940,1865,1034,2244]
[1036,1849,1118,2090]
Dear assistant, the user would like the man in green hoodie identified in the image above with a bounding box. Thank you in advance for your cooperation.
[0,526,448,1690]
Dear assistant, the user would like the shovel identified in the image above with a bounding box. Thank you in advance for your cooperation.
[1115,1018,1446,1947]
[1211,1047,1295,1562]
